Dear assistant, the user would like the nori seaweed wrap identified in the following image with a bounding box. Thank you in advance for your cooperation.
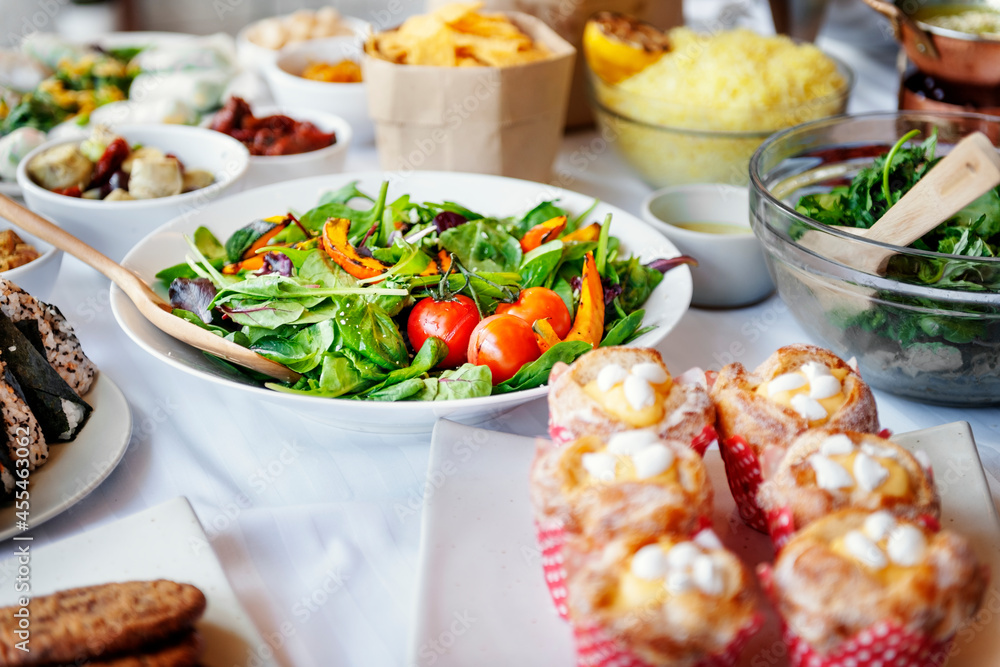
[0,311,92,442]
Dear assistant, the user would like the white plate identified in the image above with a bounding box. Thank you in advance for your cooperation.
[414,420,1000,666]
[0,181,20,198]
[0,496,275,667]
[111,172,692,433]
[0,372,131,542]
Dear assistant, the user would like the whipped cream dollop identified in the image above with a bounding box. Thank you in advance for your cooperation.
[630,531,728,597]
[808,435,894,493]
[764,361,844,422]
[595,361,668,412]
[583,433,677,482]
[843,512,928,570]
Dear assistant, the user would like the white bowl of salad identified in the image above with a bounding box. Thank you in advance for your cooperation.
[112,172,694,433]
[17,124,249,261]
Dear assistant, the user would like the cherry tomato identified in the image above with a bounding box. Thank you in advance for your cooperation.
[495,287,572,338]
[407,295,480,368]
[467,314,542,385]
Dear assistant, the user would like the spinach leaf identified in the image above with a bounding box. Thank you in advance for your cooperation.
[512,200,567,238]
[300,181,389,244]
[601,309,646,347]
[519,240,563,288]
[360,337,448,396]
[366,377,426,401]
[439,219,522,273]
[319,181,374,206]
[492,341,592,394]
[156,226,226,284]
[412,364,492,400]
[613,258,665,313]
[217,298,309,328]
[333,297,409,370]
[251,320,336,373]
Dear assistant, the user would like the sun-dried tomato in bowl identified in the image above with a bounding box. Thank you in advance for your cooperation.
[209,97,337,157]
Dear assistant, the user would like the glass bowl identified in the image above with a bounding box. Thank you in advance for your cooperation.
[749,111,1000,406]
[585,53,853,188]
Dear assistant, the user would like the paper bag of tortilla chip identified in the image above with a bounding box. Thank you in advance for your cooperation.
[426,0,683,127]
[364,6,574,183]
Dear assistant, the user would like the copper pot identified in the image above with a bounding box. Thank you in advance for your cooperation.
[864,0,1000,86]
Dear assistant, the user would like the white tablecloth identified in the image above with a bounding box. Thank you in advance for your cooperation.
[10,33,1000,667]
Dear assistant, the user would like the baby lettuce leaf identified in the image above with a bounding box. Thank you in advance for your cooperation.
[156,226,227,284]
[600,309,646,347]
[411,364,492,400]
[366,377,426,401]
[519,240,563,289]
[612,258,664,314]
[332,296,409,370]
[512,200,567,238]
[250,320,336,374]
[439,219,522,273]
[359,337,448,397]
[318,180,374,206]
[493,341,592,394]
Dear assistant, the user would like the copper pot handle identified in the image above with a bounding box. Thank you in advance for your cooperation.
[861,0,940,60]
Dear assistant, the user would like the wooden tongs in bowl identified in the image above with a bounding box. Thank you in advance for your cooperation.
[0,195,301,383]
[803,131,1000,274]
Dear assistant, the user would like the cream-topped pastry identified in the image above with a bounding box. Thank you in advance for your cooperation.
[548,347,715,447]
[766,510,987,654]
[530,433,712,546]
[754,360,850,426]
[711,344,879,479]
[566,531,759,666]
[758,431,939,533]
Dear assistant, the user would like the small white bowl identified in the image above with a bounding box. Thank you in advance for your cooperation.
[17,125,249,261]
[641,184,773,308]
[263,37,373,144]
[236,16,371,74]
[222,106,353,190]
[0,224,62,302]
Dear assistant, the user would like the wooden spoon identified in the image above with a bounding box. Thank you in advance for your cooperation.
[0,195,302,384]
[803,131,1000,274]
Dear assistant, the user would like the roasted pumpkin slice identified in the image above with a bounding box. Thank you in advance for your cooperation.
[520,216,567,253]
[561,222,601,243]
[564,252,605,345]
[583,12,671,85]
[532,318,563,353]
[224,215,288,263]
[321,217,390,280]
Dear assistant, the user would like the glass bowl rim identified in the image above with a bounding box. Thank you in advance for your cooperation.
[749,109,1000,269]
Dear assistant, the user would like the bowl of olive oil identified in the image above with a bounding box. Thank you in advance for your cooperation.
[642,184,774,308]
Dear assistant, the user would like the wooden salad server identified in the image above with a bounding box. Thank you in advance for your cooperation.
[0,195,302,384]
[805,131,1000,274]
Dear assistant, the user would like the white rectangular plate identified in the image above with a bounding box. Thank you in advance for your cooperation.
[413,420,1000,667]
[0,496,274,667]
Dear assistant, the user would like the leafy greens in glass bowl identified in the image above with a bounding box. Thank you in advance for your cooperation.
[750,111,1000,406]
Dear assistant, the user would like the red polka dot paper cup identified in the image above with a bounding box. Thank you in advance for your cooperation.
[758,565,953,667]
[718,435,768,532]
[572,612,763,667]
[536,519,571,620]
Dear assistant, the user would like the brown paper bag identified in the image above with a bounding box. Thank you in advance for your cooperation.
[427,0,684,127]
[364,13,575,183]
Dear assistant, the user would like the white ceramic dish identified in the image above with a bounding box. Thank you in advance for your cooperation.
[413,420,1000,666]
[0,182,21,198]
[16,124,249,261]
[264,37,372,144]
[0,495,276,667]
[220,105,353,190]
[111,171,692,433]
[237,15,371,74]
[0,373,131,542]
[0,221,62,301]
[641,184,774,308]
